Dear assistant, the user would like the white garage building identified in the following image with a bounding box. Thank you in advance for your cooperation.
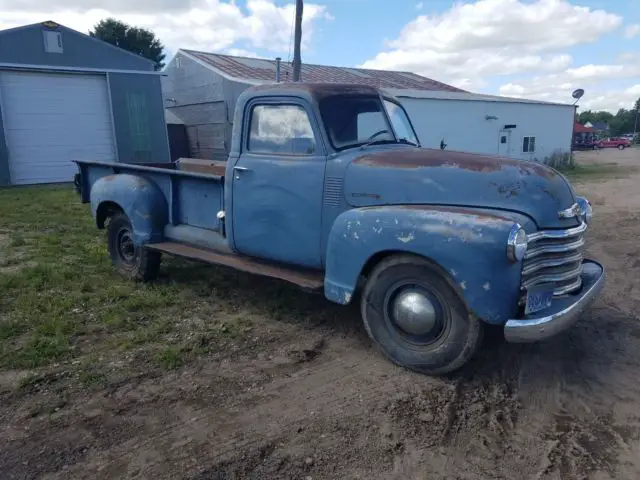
[385,89,576,163]
[0,20,170,186]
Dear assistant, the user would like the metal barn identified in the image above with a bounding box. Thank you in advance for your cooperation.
[0,20,170,186]
[161,50,464,160]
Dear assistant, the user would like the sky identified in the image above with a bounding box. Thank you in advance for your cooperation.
[0,0,639,112]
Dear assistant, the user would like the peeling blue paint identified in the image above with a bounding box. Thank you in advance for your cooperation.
[325,205,526,324]
[90,173,168,245]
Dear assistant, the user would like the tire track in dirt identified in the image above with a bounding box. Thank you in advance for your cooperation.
[37,303,640,480]
[41,333,424,479]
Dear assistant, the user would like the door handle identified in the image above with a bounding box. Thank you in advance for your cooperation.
[233,166,250,172]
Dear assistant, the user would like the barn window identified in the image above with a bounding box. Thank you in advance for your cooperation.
[522,136,536,153]
[43,30,63,54]
[127,92,152,162]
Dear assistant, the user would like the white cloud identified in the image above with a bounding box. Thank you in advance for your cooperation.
[499,74,640,112]
[0,0,331,54]
[361,0,622,85]
[618,52,640,63]
[625,24,640,39]
[578,85,640,112]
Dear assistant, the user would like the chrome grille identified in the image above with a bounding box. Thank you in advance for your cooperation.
[521,222,587,297]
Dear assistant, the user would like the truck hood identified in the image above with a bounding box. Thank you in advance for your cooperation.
[344,147,578,229]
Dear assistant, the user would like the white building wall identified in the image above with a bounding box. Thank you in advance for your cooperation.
[396,97,576,163]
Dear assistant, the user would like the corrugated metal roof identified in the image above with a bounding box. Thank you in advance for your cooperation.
[384,88,574,107]
[180,49,465,92]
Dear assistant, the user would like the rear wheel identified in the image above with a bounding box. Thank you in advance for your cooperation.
[360,254,483,375]
[618,144,625,150]
[106,213,161,282]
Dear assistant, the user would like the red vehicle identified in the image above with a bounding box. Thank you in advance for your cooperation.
[594,137,632,150]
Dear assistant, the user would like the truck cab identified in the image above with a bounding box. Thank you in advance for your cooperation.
[75,83,605,376]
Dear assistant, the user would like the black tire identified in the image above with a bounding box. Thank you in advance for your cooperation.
[106,213,161,282]
[618,144,625,150]
[360,254,483,375]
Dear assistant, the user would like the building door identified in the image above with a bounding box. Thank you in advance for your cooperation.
[498,130,510,157]
[0,71,116,185]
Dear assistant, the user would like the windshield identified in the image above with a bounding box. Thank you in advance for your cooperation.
[319,95,395,150]
[383,99,419,146]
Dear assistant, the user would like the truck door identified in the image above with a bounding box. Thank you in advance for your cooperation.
[231,99,326,269]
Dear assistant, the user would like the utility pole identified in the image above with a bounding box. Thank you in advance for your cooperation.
[292,0,303,82]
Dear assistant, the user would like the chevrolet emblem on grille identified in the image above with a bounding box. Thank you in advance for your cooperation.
[558,203,581,219]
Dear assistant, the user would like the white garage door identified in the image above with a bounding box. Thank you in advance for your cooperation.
[0,71,116,185]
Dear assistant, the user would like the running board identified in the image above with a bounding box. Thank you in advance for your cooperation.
[147,242,324,290]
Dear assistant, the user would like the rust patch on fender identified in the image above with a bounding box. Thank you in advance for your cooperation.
[400,204,508,222]
[354,149,557,179]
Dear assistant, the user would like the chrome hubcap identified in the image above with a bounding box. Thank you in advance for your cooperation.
[391,289,437,336]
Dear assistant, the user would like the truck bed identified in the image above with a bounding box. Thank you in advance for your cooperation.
[75,159,227,237]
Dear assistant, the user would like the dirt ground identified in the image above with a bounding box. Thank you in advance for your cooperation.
[3,148,640,480]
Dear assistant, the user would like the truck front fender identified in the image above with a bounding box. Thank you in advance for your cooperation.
[90,174,168,246]
[324,206,524,325]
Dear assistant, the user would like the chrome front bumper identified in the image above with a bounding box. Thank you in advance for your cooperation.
[504,260,605,343]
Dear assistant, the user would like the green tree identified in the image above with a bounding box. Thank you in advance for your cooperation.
[578,96,640,136]
[89,18,165,71]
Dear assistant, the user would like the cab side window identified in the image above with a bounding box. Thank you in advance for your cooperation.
[248,104,317,155]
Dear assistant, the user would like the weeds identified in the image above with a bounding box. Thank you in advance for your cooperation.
[556,162,633,181]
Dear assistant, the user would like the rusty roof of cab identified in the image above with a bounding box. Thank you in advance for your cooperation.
[240,82,385,104]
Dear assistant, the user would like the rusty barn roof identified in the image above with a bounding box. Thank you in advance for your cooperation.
[178,49,466,92]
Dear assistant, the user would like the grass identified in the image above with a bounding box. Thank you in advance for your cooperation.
[0,185,345,391]
[0,185,265,380]
[156,346,184,370]
[556,162,634,181]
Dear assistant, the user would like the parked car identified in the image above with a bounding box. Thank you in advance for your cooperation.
[595,137,632,150]
[74,83,605,375]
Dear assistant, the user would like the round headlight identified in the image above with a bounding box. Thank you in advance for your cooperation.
[576,196,592,225]
[507,224,528,263]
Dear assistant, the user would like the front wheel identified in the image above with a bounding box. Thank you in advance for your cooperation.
[618,144,625,150]
[106,213,161,282]
[360,255,483,375]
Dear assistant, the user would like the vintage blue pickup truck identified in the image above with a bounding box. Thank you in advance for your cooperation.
[74,83,605,375]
